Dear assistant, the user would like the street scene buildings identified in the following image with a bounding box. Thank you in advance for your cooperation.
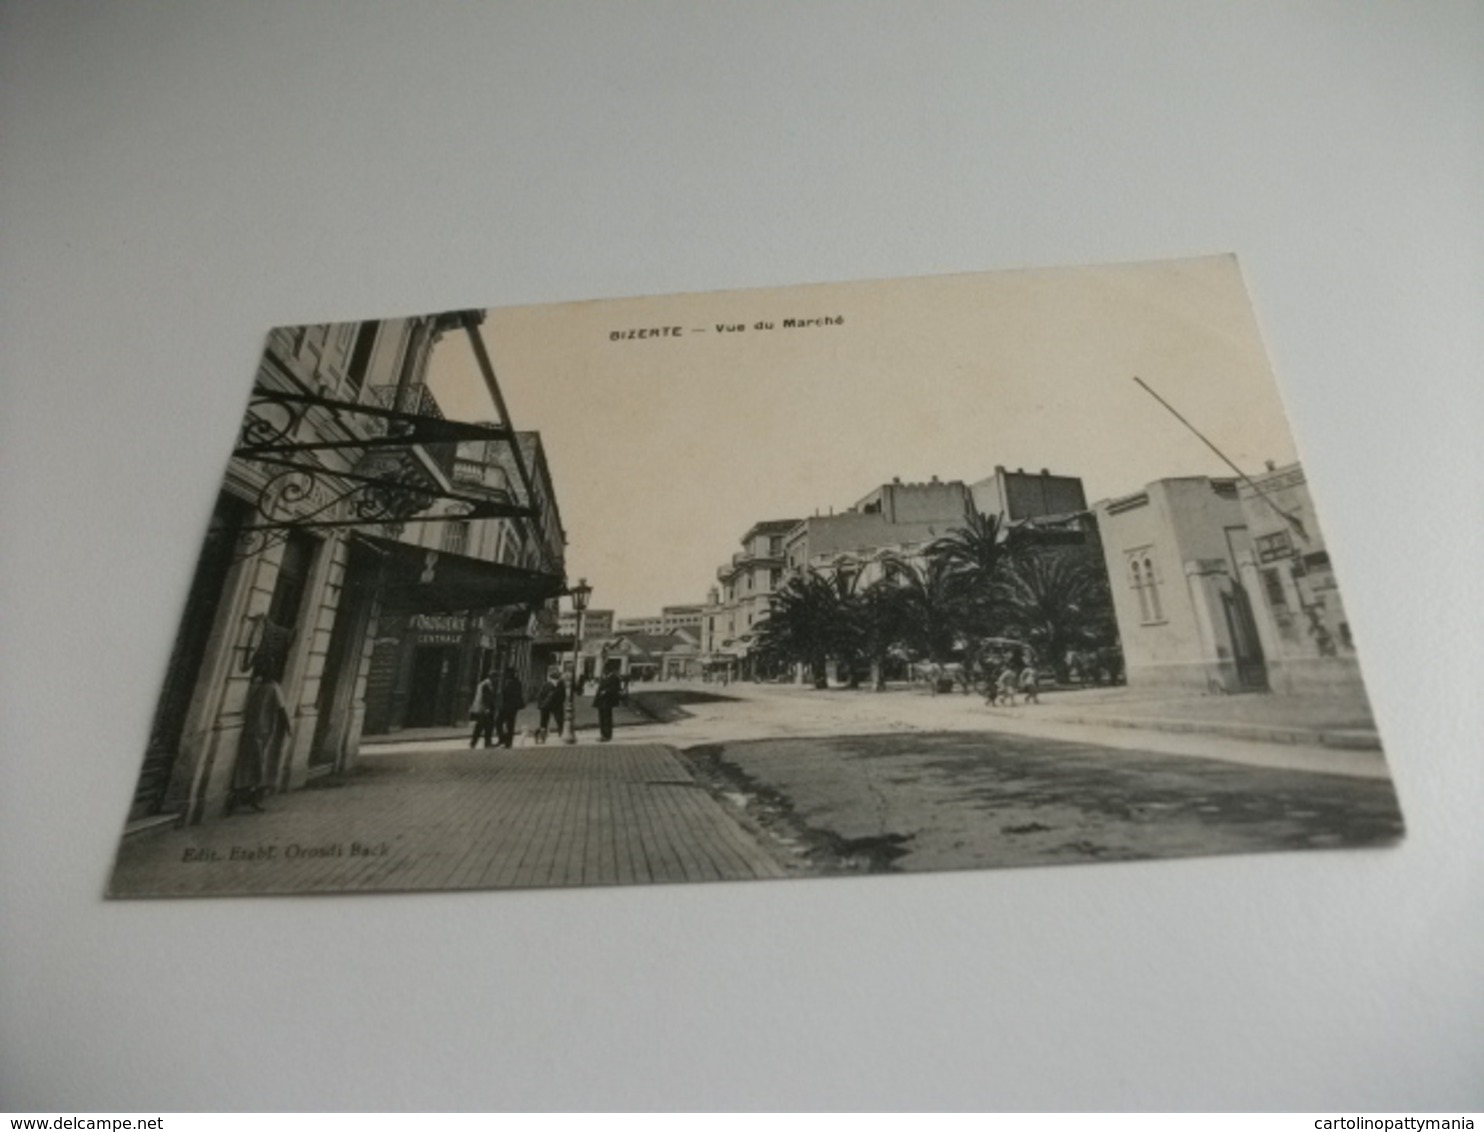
[109,258,1402,898]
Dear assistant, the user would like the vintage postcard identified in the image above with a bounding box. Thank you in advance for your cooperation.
[107,256,1402,897]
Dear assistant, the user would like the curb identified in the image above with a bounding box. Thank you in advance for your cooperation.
[1020,711,1382,751]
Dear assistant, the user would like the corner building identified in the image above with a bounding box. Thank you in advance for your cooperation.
[127,312,566,831]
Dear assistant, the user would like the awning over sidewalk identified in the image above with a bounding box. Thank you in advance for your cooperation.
[355,533,565,614]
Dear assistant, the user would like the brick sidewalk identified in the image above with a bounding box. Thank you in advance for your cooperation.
[359,696,651,749]
[108,744,785,898]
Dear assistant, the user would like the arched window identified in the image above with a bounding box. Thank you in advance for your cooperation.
[1131,559,1151,622]
[1143,556,1163,621]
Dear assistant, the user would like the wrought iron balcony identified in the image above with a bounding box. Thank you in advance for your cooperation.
[366,383,457,479]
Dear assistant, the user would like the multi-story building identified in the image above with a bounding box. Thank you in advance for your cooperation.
[660,604,704,633]
[702,518,801,678]
[784,476,974,586]
[970,465,1088,523]
[362,429,567,734]
[558,608,614,639]
[615,605,704,636]
[615,615,664,634]
[125,311,567,830]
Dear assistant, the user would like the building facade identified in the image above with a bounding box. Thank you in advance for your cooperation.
[1234,462,1363,695]
[702,518,801,678]
[361,430,567,734]
[558,608,614,639]
[1095,476,1265,694]
[661,604,704,633]
[615,615,663,634]
[615,604,704,637]
[128,311,567,830]
[783,477,974,584]
[970,465,1088,522]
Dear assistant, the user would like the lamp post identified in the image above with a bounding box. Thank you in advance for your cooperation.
[561,577,591,744]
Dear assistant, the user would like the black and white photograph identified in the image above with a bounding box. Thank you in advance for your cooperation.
[7,1,1482,1114]
[108,256,1402,898]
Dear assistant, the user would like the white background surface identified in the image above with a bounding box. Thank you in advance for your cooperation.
[2,1,1480,1112]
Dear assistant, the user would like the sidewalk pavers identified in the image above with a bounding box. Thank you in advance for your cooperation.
[109,743,785,898]
[359,697,651,750]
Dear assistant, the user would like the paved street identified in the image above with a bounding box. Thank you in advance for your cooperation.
[109,681,1403,897]
[683,729,1403,876]
[369,680,1392,779]
[109,743,786,897]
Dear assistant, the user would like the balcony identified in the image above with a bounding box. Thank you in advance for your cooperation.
[366,382,457,480]
[450,447,514,499]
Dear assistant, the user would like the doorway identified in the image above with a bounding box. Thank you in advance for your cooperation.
[310,542,378,770]
[132,493,247,819]
[404,645,456,728]
[1221,585,1269,691]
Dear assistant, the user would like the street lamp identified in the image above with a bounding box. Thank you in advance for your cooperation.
[561,577,592,744]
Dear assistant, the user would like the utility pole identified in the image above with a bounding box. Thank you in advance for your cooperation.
[1132,376,1308,542]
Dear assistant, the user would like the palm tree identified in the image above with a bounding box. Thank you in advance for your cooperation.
[925,507,1023,637]
[994,548,1117,682]
[887,556,965,672]
[851,576,909,690]
[754,571,850,689]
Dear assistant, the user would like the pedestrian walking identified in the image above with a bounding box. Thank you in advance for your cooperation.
[593,661,623,742]
[535,668,565,742]
[494,665,525,749]
[469,670,497,748]
[996,665,1018,707]
[1019,663,1040,704]
[982,663,1001,706]
[228,671,290,814]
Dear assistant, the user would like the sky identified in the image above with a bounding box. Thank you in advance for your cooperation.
[425,254,1299,619]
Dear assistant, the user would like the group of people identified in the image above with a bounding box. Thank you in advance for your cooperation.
[468,662,626,748]
[984,662,1040,706]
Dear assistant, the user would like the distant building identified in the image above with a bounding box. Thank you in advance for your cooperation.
[1095,476,1266,693]
[1235,462,1363,695]
[615,615,664,634]
[786,470,1091,585]
[558,608,614,639]
[660,604,704,633]
[576,626,703,682]
[785,476,973,583]
[852,476,974,522]
[971,465,1088,522]
[703,518,801,679]
[660,625,704,680]
[616,604,703,637]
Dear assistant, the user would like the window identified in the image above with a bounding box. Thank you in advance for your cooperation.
[1255,530,1293,564]
[769,567,781,590]
[1261,567,1288,610]
[1130,559,1150,622]
[1128,550,1163,624]
[442,521,470,557]
[769,536,783,556]
[1143,555,1162,621]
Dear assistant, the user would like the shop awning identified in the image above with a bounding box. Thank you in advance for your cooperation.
[354,533,566,614]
